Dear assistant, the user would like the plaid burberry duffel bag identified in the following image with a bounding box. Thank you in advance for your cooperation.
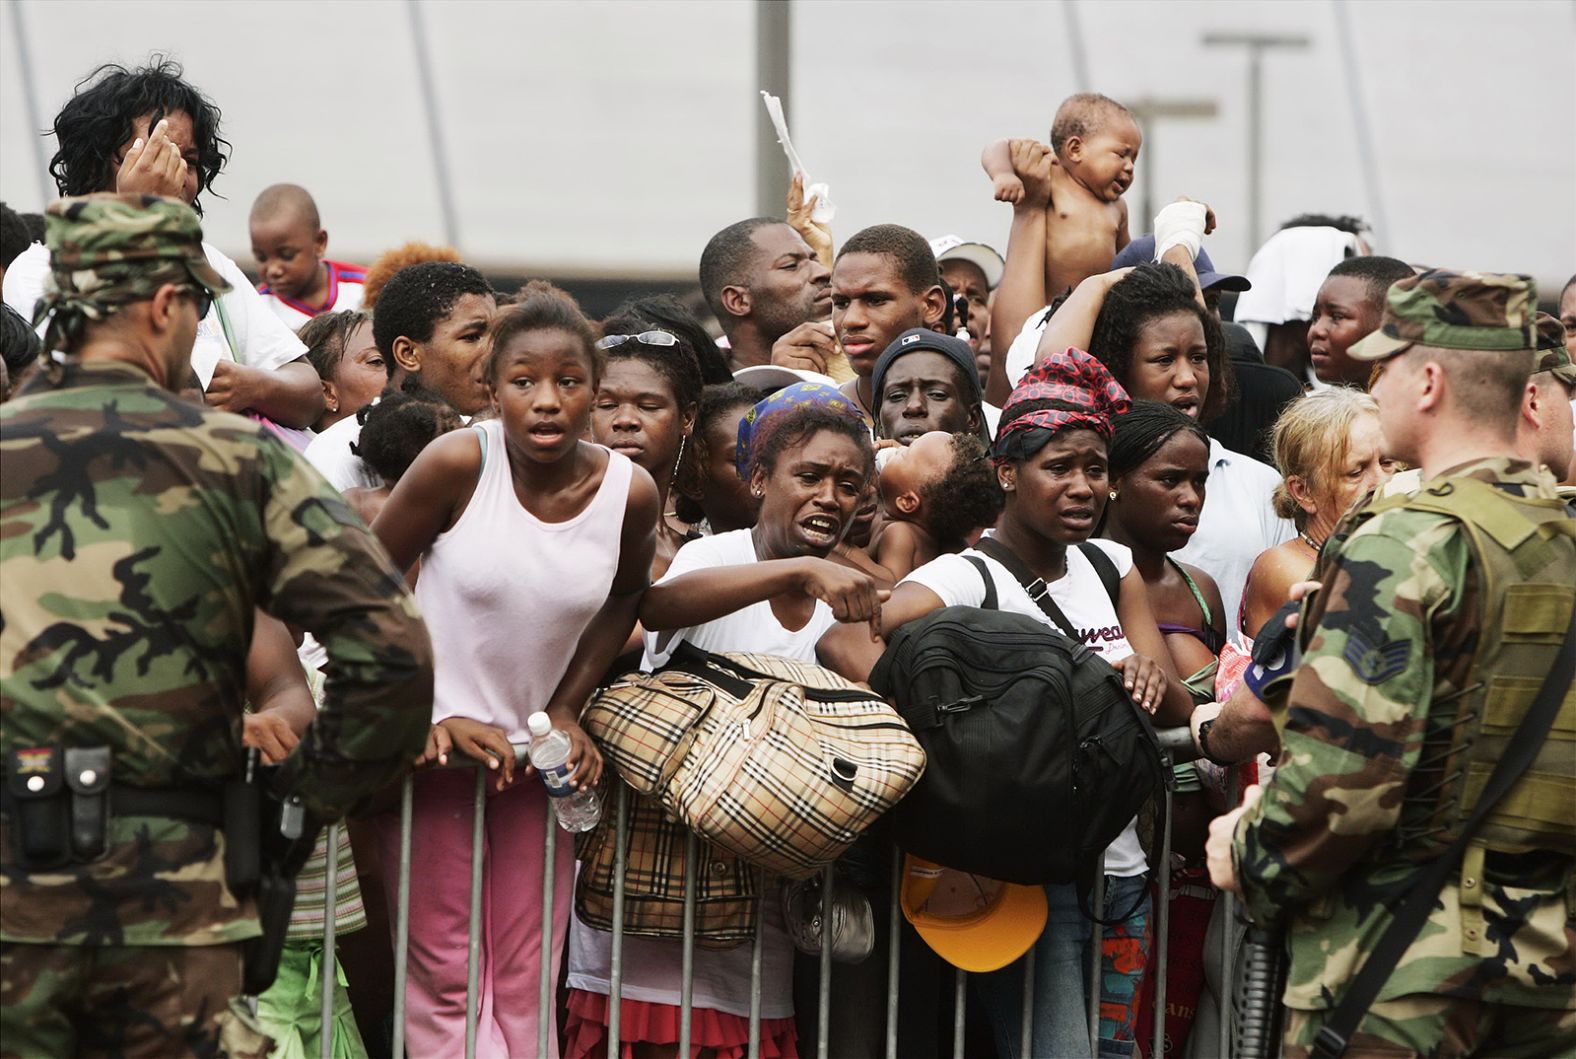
[574,778,763,946]
[583,644,925,879]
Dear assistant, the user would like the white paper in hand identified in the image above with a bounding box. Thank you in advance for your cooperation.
[760,90,835,224]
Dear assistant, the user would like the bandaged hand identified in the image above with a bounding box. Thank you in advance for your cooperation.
[1152,198,1214,262]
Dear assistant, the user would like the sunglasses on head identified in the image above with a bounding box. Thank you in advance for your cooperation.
[594,330,678,351]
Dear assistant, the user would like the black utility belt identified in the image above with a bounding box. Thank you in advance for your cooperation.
[3,745,223,870]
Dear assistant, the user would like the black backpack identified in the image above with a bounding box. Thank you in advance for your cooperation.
[868,542,1165,886]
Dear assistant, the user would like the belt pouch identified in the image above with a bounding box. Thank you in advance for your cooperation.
[5,746,70,870]
[63,748,112,861]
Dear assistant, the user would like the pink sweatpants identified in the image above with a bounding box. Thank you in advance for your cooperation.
[375,768,576,1058]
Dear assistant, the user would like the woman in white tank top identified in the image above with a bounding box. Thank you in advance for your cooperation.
[371,290,659,1058]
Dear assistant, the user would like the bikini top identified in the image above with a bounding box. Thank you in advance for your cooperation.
[1155,558,1225,656]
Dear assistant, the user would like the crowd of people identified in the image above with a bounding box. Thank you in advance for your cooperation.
[2,58,1574,1059]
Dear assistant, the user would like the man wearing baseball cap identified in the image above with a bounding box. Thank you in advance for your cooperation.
[931,235,1004,377]
[1206,270,1575,1058]
[870,328,991,445]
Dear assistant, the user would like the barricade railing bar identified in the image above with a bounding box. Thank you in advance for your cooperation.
[316,727,1231,1059]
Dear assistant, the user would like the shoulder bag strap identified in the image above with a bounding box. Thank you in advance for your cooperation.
[1312,597,1576,1058]
[213,291,243,365]
[974,537,1079,639]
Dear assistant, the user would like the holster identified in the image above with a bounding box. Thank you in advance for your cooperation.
[242,872,298,996]
[236,763,323,996]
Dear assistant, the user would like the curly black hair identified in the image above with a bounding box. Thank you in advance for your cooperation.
[299,309,375,379]
[749,403,875,485]
[1,202,35,271]
[352,387,463,484]
[1088,261,1232,420]
[49,58,230,215]
[672,381,763,525]
[917,433,1003,547]
[372,261,492,359]
[612,294,732,384]
[599,311,705,413]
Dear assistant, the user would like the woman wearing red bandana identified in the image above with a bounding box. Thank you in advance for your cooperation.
[870,348,1193,1059]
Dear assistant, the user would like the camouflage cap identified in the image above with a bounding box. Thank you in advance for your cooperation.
[1347,268,1538,362]
[1533,310,1575,386]
[36,193,230,350]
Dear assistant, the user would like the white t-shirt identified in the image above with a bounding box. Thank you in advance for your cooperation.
[1002,305,1056,391]
[899,535,1148,877]
[4,241,306,388]
[304,411,379,492]
[569,527,816,1019]
[642,529,837,670]
[1173,438,1295,644]
[258,260,367,331]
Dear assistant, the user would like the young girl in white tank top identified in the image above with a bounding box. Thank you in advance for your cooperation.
[371,290,659,1058]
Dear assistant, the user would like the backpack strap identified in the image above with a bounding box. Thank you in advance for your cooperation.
[1310,594,1576,1059]
[963,555,999,611]
[974,537,1080,640]
[1077,541,1121,607]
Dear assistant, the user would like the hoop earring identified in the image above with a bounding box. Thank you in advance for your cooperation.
[1108,490,1118,501]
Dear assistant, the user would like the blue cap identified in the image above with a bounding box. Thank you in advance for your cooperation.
[1112,235,1251,293]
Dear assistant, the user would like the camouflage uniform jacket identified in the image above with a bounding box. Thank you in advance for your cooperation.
[1232,457,1576,1012]
[1,361,432,946]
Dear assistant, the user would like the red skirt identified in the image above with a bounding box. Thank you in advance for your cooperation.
[565,988,799,1059]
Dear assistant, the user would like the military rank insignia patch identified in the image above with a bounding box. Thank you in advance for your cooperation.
[1343,624,1411,685]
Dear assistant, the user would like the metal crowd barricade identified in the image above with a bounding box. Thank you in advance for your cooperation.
[308,726,1242,1059]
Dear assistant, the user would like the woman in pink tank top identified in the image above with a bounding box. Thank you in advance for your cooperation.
[371,287,659,1058]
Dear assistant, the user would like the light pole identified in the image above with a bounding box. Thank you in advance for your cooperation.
[1201,32,1311,250]
[755,1,792,218]
[1125,98,1220,231]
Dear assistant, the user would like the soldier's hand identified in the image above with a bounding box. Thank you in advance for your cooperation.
[243,711,301,765]
[416,723,452,768]
[441,717,518,789]
[1206,784,1262,893]
[1112,652,1167,713]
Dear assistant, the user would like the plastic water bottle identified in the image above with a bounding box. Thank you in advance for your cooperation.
[526,713,601,832]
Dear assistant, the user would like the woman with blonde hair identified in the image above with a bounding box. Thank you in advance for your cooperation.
[1239,388,1394,637]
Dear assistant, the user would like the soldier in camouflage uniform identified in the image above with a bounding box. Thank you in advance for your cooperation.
[0,194,434,1057]
[1206,270,1576,1057]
